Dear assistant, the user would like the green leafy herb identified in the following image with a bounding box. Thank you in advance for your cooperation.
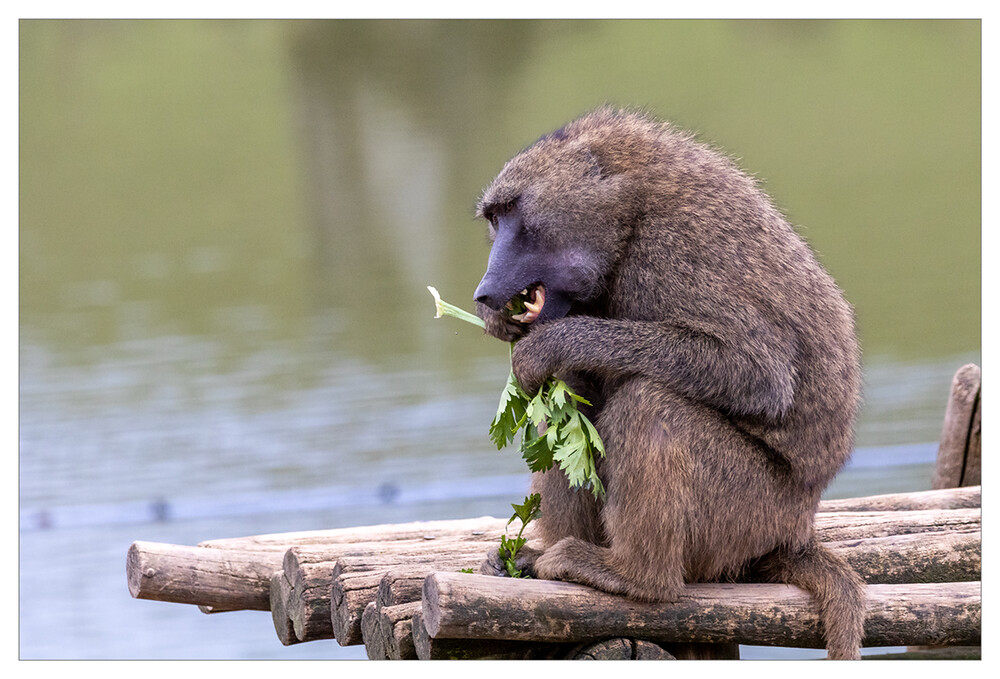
[428,286,606,499]
[499,493,542,578]
[458,567,475,574]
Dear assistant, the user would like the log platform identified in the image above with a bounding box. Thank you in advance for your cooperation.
[126,364,982,659]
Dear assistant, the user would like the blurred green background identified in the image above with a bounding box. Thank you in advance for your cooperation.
[19,19,980,659]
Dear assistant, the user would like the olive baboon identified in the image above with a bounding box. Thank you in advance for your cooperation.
[474,108,866,659]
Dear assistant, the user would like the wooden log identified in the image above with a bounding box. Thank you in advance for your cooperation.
[361,602,386,660]
[339,527,979,650]
[814,507,979,542]
[411,611,574,660]
[965,394,981,485]
[269,572,301,646]
[285,540,496,573]
[368,529,977,659]
[198,516,513,551]
[330,552,486,646]
[378,601,422,660]
[282,548,340,643]
[282,540,489,643]
[819,486,980,512]
[126,541,281,611]
[129,504,979,622]
[835,530,980,585]
[568,638,677,659]
[865,646,981,660]
[194,485,980,555]
[656,642,740,659]
[933,363,981,490]
[421,573,980,649]
[377,566,443,609]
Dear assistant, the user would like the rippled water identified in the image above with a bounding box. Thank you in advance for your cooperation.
[19,20,980,659]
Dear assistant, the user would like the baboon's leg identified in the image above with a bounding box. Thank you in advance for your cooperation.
[534,377,692,602]
[480,452,604,578]
[530,463,606,547]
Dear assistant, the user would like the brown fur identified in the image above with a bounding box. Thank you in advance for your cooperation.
[473,108,866,659]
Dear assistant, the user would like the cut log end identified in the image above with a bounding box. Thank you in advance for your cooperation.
[125,542,145,598]
[569,639,677,660]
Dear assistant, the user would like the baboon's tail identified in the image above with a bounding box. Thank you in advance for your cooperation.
[760,537,867,660]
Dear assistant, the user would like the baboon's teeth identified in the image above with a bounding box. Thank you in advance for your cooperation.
[523,286,545,313]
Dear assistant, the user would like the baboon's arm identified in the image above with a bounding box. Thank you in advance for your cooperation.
[512,313,798,421]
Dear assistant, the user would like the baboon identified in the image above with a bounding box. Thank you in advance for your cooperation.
[473,108,867,659]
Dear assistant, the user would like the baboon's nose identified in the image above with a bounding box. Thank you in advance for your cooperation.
[473,290,502,310]
[473,276,504,310]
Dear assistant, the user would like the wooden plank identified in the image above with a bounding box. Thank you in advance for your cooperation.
[421,573,981,650]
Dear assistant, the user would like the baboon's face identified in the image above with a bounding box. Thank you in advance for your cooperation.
[474,140,630,328]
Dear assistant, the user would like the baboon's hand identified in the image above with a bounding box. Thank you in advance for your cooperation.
[510,323,564,395]
[477,301,530,342]
[479,544,541,578]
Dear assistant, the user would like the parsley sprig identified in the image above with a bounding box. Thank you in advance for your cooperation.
[499,493,542,577]
[428,286,606,499]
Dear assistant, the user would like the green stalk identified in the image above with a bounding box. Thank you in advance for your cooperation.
[427,286,485,329]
